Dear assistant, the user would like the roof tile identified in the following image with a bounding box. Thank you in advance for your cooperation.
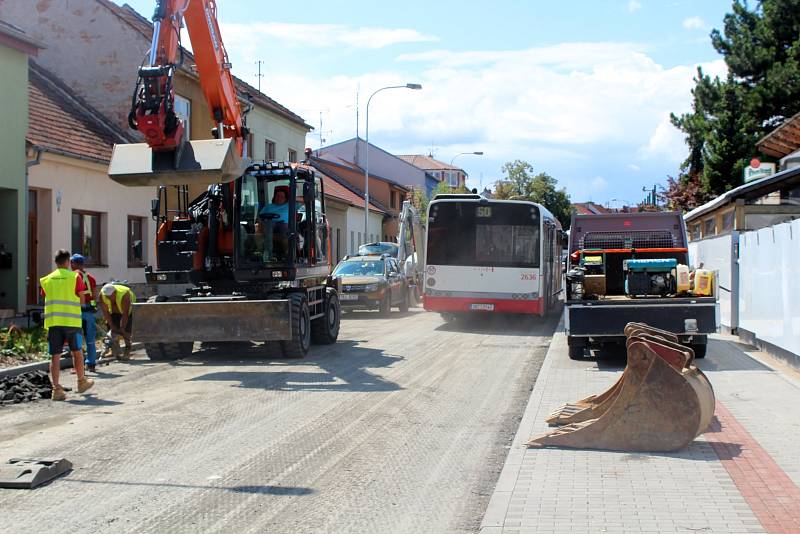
[27,62,131,163]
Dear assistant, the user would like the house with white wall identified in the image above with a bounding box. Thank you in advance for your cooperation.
[26,61,156,300]
[308,163,385,263]
[318,138,438,195]
[397,154,467,188]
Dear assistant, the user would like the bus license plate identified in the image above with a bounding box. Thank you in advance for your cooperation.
[470,303,494,311]
[339,294,358,301]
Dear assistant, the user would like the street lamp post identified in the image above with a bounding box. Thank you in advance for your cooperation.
[449,151,484,188]
[364,83,422,239]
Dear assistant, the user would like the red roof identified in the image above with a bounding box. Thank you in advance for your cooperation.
[572,202,610,215]
[396,154,463,172]
[27,62,131,163]
[306,166,383,214]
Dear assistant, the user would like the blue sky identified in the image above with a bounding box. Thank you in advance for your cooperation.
[117,0,733,205]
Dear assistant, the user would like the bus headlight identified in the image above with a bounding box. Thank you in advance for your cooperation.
[427,277,436,287]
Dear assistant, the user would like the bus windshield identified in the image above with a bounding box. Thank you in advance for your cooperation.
[427,201,540,268]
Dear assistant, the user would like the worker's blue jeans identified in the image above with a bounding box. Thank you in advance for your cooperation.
[76,308,97,365]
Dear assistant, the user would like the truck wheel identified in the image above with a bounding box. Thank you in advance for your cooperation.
[144,342,193,361]
[399,287,410,313]
[567,337,586,360]
[690,344,707,359]
[379,292,392,316]
[311,289,340,345]
[282,294,311,359]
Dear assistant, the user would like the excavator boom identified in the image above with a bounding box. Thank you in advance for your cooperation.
[108,0,249,186]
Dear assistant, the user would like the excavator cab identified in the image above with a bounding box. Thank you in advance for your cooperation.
[233,162,329,282]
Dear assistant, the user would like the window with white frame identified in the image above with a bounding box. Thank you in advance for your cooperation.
[265,139,276,161]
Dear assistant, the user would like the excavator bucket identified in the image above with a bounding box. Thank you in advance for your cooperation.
[108,138,249,186]
[545,325,688,426]
[131,299,291,343]
[530,324,715,452]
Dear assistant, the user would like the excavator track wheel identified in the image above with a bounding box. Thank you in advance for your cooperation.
[281,294,311,359]
[311,289,340,345]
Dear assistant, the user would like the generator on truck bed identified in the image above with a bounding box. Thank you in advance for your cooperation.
[565,211,718,359]
[106,0,340,360]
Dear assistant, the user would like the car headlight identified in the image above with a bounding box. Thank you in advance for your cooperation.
[364,284,380,292]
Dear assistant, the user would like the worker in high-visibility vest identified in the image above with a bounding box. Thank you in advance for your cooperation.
[99,283,136,360]
[40,249,95,401]
[70,254,98,372]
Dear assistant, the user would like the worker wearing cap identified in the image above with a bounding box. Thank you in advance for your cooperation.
[99,283,136,360]
[40,249,95,400]
[70,254,98,372]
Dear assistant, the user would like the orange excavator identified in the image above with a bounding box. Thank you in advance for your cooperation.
[108,0,341,360]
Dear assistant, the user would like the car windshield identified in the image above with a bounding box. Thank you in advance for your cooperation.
[358,242,399,256]
[333,260,384,277]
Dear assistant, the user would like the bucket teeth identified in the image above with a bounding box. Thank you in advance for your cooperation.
[529,322,715,453]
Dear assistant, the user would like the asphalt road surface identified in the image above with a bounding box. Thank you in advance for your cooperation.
[0,308,557,534]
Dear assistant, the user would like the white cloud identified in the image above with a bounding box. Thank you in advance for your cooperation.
[219,37,727,198]
[682,16,707,30]
[628,164,641,172]
[641,113,687,162]
[591,176,608,192]
[219,22,437,52]
[628,0,642,13]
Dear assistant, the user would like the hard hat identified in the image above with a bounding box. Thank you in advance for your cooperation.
[70,253,85,264]
[100,284,116,296]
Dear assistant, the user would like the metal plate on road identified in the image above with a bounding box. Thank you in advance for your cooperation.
[0,458,72,489]
[470,303,495,311]
[339,294,358,301]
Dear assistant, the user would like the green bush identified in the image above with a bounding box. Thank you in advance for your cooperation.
[0,326,49,359]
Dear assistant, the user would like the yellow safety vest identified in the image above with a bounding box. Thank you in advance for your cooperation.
[101,284,136,315]
[78,270,96,308]
[40,268,82,329]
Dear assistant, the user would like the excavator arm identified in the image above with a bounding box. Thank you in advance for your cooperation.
[110,0,249,186]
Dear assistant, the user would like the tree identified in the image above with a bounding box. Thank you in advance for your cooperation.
[499,160,536,196]
[702,76,757,194]
[671,0,800,197]
[493,161,572,228]
[661,174,709,212]
[711,0,800,125]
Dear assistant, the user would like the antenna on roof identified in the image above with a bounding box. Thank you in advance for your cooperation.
[255,60,264,92]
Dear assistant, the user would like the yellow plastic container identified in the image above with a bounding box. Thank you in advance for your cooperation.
[676,264,691,293]
[693,269,714,296]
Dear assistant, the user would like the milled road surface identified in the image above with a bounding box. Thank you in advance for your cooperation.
[0,308,557,534]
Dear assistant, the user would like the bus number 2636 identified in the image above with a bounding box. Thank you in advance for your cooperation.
[520,272,537,281]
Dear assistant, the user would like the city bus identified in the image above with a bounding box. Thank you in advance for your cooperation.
[423,194,563,318]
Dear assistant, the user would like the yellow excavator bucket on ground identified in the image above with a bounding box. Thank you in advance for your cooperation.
[528,323,715,452]
[107,138,249,186]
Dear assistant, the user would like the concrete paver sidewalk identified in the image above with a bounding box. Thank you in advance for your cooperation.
[481,329,800,534]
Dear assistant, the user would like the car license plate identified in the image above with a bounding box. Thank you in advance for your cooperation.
[339,294,358,301]
[470,303,494,311]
